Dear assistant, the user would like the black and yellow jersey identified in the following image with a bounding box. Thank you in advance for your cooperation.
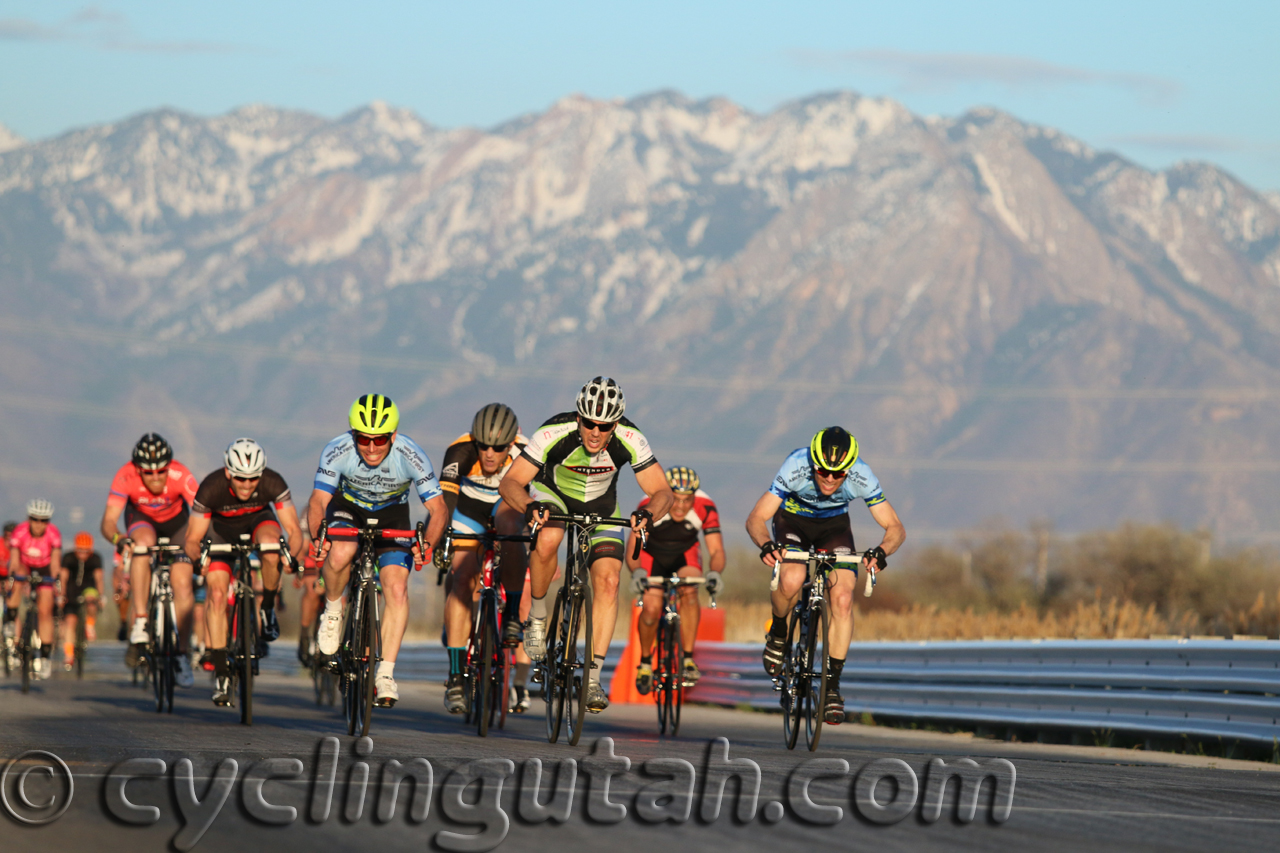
[439,432,528,521]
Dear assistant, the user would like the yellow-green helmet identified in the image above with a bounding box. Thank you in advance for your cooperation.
[809,426,858,473]
[349,394,400,435]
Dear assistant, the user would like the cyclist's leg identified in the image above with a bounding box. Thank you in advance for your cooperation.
[495,502,527,629]
[526,485,566,601]
[36,579,56,646]
[769,510,813,622]
[676,566,702,655]
[586,527,627,669]
[253,519,284,607]
[635,550,666,660]
[169,558,195,654]
[445,548,480,647]
[203,562,232,681]
[378,559,411,666]
[320,501,360,605]
[126,519,158,626]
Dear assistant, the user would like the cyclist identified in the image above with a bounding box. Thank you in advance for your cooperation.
[110,540,130,641]
[309,394,448,708]
[5,500,63,679]
[101,433,200,686]
[294,534,323,667]
[626,466,725,693]
[184,438,306,706]
[498,376,673,714]
[746,426,905,725]
[439,402,530,714]
[59,531,104,670]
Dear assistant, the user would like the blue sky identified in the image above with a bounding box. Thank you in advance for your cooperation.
[2,0,1278,189]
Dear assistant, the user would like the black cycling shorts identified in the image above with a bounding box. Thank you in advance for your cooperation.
[124,503,190,543]
[325,494,413,569]
[210,508,280,545]
[771,509,856,557]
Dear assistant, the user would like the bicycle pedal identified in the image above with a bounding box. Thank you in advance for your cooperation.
[375,698,396,708]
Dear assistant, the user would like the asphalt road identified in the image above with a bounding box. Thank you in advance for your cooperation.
[3,644,1280,852]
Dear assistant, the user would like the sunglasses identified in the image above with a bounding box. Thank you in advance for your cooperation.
[579,418,616,433]
[353,433,392,447]
[475,442,511,453]
[814,468,848,481]
[231,475,260,483]
[140,467,170,476]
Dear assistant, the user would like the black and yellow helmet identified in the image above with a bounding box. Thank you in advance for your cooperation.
[665,466,700,494]
[809,426,858,473]
[349,394,400,435]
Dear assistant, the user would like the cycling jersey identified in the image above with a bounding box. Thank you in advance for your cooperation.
[0,537,8,578]
[314,432,442,511]
[193,468,293,520]
[107,460,199,523]
[61,551,103,596]
[9,522,62,573]
[521,413,657,515]
[440,432,528,524]
[638,490,721,570]
[768,447,884,519]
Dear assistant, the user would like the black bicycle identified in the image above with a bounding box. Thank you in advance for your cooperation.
[135,540,186,714]
[314,519,427,737]
[437,528,533,737]
[203,535,293,725]
[772,546,872,750]
[13,576,44,693]
[532,513,644,746]
[68,593,94,679]
[638,576,713,736]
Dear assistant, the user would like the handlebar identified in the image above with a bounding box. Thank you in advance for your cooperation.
[771,547,878,597]
[634,576,717,609]
[311,519,433,572]
[528,513,647,561]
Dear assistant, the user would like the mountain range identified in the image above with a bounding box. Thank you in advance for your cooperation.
[2,90,1279,543]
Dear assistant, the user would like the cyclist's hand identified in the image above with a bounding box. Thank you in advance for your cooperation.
[411,541,432,571]
[759,540,783,568]
[525,501,551,526]
[630,569,649,597]
[863,546,888,571]
[705,570,723,596]
[312,538,331,562]
[630,507,653,532]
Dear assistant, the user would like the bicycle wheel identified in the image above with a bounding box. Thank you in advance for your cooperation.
[342,588,363,736]
[477,596,495,737]
[360,582,378,736]
[19,613,34,694]
[75,607,86,680]
[781,605,805,750]
[804,599,830,751]
[543,588,566,743]
[239,590,256,725]
[162,609,176,714]
[497,646,511,730]
[564,584,593,747]
[668,620,685,737]
[656,617,672,735]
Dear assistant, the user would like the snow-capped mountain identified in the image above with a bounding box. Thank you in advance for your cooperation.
[2,92,1278,538]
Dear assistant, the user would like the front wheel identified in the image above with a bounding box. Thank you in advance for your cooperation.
[658,616,683,736]
[239,590,256,726]
[564,585,593,747]
[543,588,566,743]
[804,599,830,751]
[781,605,805,750]
[360,583,379,736]
[19,615,34,694]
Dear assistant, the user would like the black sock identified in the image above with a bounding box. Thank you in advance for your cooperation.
[40,646,51,659]
[639,654,651,667]
[828,656,844,688]
[211,648,229,678]
[447,647,465,676]
[769,616,788,639]
[503,589,523,622]
[262,590,276,611]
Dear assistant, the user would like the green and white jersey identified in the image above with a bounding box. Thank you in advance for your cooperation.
[521,412,658,515]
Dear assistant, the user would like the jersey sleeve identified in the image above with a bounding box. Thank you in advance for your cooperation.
[520,425,555,469]
[49,525,63,550]
[614,423,656,472]
[314,437,347,495]
[698,497,722,536]
[107,464,132,507]
[264,469,293,509]
[849,460,885,507]
[768,457,795,500]
[397,436,443,504]
[439,437,474,496]
[61,552,76,571]
[191,471,220,515]
[174,462,199,508]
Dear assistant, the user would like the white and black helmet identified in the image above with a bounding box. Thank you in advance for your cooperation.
[26,499,54,520]
[224,438,266,478]
[471,403,519,447]
[576,376,626,423]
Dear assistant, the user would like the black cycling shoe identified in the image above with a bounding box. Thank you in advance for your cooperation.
[260,607,280,641]
[501,618,523,649]
[763,633,787,679]
[823,688,846,725]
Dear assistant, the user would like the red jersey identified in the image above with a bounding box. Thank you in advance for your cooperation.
[9,521,63,571]
[638,490,721,566]
[0,538,8,577]
[107,461,199,523]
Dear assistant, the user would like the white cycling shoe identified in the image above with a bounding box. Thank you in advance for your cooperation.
[317,609,343,656]
[524,617,548,662]
[375,674,399,707]
[129,618,149,645]
[175,655,195,688]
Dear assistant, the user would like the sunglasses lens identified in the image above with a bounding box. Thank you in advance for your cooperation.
[355,434,390,446]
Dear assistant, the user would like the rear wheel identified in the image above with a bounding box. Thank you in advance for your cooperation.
[239,589,256,725]
[564,584,593,747]
[804,598,830,751]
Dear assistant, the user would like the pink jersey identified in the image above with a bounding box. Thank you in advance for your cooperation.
[9,521,62,571]
[106,460,199,523]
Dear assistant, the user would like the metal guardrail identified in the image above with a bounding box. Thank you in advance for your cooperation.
[688,640,1280,744]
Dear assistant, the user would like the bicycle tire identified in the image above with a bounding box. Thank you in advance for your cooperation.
[565,584,593,747]
[781,605,804,750]
[151,601,166,713]
[239,588,255,725]
[668,619,685,737]
[543,587,566,743]
[497,646,511,730]
[75,605,86,680]
[804,598,829,751]
[342,587,362,736]
[477,595,494,737]
[19,612,34,694]
[655,617,670,734]
[163,607,176,714]
[360,581,378,736]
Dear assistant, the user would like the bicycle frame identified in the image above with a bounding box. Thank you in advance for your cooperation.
[638,576,712,736]
[133,540,185,714]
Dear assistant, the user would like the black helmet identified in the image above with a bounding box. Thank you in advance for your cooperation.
[471,403,519,447]
[132,433,174,470]
[808,426,859,473]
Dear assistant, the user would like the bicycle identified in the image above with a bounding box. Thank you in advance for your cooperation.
[531,512,644,746]
[13,577,44,693]
[436,527,533,737]
[202,535,294,726]
[67,593,93,679]
[313,519,428,737]
[771,546,875,751]
[637,576,713,737]
[134,539,186,714]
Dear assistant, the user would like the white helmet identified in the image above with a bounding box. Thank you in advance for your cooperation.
[224,438,266,478]
[27,499,54,520]
[576,376,626,423]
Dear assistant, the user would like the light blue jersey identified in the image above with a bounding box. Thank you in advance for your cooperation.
[768,447,885,519]
[314,433,442,511]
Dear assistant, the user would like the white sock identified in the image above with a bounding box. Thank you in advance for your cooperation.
[377,661,395,679]
[324,598,342,615]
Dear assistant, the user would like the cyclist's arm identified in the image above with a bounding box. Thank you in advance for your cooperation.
[498,455,539,516]
[183,513,212,564]
[705,530,726,574]
[94,566,105,593]
[746,491,784,551]
[634,465,674,525]
[8,545,19,577]
[59,562,70,595]
[100,502,125,546]
[421,493,449,551]
[50,547,62,578]
[275,503,306,562]
[625,527,641,570]
[866,499,906,557]
[307,488,333,539]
